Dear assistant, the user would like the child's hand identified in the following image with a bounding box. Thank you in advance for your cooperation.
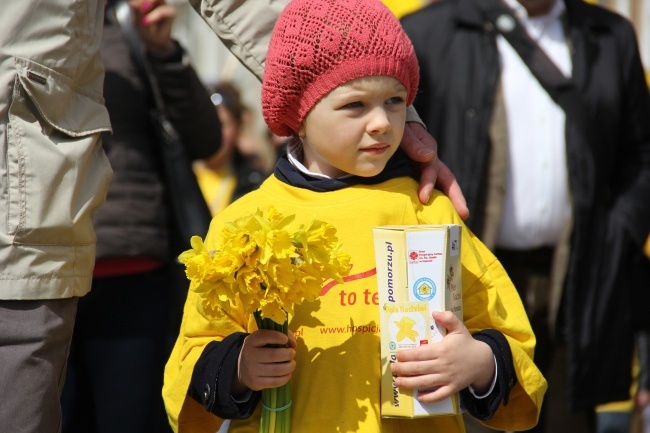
[390,311,494,403]
[233,329,297,396]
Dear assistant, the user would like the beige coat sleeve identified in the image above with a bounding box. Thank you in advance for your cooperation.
[188,0,289,80]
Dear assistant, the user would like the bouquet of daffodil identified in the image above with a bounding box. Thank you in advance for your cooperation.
[179,207,350,433]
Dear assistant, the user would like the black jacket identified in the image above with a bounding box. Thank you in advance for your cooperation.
[94,9,220,262]
[402,0,650,411]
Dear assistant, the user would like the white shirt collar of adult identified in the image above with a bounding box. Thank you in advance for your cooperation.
[502,0,566,40]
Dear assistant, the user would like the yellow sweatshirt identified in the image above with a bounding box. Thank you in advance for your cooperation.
[163,175,547,433]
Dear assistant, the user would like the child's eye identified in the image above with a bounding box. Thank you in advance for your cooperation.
[386,96,405,105]
[341,101,363,109]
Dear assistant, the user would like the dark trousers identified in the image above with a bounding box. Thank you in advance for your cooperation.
[62,266,184,433]
[495,248,592,433]
[0,298,78,433]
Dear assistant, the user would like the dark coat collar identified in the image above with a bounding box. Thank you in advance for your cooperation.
[451,0,610,33]
[448,0,608,94]
[453,0,487,29]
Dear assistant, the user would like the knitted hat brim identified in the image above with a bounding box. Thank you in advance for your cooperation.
[269,55,418,137]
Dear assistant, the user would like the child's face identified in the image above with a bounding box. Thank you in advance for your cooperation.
[298,76,407,178]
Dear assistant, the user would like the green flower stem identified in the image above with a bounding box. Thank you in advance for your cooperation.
[254,311,291,433]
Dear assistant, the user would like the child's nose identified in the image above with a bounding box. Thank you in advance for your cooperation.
[367,107,392,135]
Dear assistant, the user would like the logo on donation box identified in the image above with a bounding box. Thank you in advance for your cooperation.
[413,278,436,301]
[409,251,419,261]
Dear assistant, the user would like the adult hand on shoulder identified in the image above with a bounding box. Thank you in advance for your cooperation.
[390,311,493,403]
[130,0,177,57]
[401,122,469,219]
[233,329,297,397]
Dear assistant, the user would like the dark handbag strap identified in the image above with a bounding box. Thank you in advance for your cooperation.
[474,0,586,123]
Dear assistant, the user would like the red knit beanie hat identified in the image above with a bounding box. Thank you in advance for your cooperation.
[262,0,420,137]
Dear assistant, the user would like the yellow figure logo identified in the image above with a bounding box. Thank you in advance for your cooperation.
[395,316,419,342]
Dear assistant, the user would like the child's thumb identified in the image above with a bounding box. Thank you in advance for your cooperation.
[432,310,463,334]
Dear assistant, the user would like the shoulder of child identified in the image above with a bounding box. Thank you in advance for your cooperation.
[416,189,464,225]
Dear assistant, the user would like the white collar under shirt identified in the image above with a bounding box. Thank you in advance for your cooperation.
[286,146,353,179]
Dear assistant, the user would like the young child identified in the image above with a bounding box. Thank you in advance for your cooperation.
[163,0,547,432]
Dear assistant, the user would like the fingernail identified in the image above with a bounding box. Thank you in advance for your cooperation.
[142,1,153,12]
[141,16,150,24]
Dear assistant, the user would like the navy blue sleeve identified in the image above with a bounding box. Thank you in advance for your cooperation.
[460,329,517,421]
[188,332,261,419]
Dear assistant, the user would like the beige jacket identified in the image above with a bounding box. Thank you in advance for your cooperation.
[0,1,113,299]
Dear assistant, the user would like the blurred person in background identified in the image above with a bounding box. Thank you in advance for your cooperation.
[401,0,650,432]
[61,1,220,432]
[194,81,274,215]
